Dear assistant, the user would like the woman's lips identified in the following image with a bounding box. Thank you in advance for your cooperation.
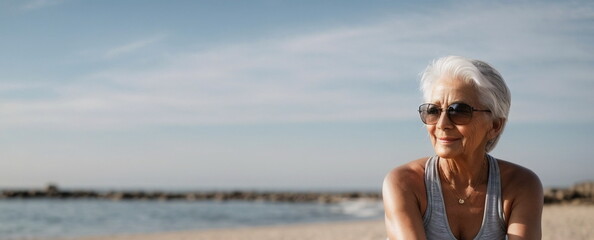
[438,137,460,143]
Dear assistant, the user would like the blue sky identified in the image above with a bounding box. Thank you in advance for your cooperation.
[0,0,592,190]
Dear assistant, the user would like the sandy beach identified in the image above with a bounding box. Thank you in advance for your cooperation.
[53,204,593,240]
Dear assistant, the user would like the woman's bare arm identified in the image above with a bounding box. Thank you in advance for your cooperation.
[504,164,544,240]
[383,161,428,240]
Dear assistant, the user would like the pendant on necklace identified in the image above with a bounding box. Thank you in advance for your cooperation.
[458,199,465,204]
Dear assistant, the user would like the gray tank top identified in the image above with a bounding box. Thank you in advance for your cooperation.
[423,155,507,240]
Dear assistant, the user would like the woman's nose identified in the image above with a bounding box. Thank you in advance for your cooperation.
[436,111,454,129]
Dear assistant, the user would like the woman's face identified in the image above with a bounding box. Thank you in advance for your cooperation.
[426,76,498,159]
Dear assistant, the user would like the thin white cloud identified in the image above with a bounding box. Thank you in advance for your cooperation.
[1,1,593,129]
[20,0,65,10]
[103,35,167,59]
[0,82,49,91]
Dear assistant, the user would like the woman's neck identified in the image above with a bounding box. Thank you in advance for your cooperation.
[438,153,488,187]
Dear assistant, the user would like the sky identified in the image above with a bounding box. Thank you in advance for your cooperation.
[0,0,593,191]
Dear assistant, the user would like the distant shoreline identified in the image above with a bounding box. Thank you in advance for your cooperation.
[0,184,381,203]
[2,181,592,204]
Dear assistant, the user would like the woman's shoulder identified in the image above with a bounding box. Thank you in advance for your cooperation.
[383,157,430,213]
[383,157,430,191]
[495,158,543,207]
[496,158,541,188]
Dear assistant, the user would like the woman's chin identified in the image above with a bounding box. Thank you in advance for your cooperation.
[434,146,462,158]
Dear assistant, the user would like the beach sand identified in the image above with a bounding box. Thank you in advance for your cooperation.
[541,204,594,240]
[57,204,593,240]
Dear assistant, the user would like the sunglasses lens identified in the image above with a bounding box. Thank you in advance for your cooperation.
[419,104,440,124]
[448,103,473,124]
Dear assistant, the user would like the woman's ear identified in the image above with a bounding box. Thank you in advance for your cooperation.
[488,118,505,140]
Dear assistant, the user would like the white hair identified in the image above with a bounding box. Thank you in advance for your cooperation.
[419,56,511,152]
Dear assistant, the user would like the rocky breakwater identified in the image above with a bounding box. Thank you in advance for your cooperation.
[544,181,594,204]
[4,181,592,204]
[0,184,381,204]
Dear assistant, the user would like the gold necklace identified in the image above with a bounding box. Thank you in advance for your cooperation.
[439,159,486,205]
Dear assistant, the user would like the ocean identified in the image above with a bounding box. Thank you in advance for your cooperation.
[0,199,384,239]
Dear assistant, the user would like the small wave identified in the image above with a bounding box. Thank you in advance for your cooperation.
[332,200,384,218]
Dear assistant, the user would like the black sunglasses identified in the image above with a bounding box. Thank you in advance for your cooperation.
[418,103,491,125]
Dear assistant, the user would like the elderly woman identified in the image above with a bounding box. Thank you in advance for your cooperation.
[383,56,543,240]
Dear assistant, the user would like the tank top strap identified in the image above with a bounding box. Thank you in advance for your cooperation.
[480,154,508,235]
[422,156,435,226]
[423,156,453,237]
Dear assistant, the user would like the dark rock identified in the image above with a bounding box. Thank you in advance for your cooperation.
[45,184,60,194]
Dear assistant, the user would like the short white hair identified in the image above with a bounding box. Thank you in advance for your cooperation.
[419,56,511,152]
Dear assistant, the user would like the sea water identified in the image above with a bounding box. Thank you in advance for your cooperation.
[0,199,384,239]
